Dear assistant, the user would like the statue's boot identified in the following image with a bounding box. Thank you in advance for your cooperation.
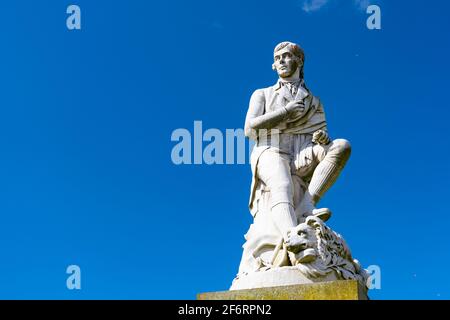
[298,191,331,222]
[270,202,300,266]
[311,208,332,222]
[271,202,297,240]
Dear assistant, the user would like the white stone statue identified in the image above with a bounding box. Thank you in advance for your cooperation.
[231,41,368,291]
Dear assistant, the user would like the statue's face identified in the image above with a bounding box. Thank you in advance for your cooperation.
[273,48,300,78]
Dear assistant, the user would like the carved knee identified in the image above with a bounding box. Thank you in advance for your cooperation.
[330,139,351,162]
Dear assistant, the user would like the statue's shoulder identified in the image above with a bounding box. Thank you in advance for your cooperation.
[304,86,321,103]
[310,93,323,107]
[251,84,277,100]
[252,85,273,94]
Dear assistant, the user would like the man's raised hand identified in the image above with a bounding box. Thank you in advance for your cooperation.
[285,100,306,115]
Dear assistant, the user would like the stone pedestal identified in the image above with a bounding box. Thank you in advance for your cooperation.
[197,280,368,300]
[229,266,338,291]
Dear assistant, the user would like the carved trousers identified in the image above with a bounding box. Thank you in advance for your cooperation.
[257,138,351,208]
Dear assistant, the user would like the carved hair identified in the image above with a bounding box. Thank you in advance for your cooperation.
[272,41,305,78]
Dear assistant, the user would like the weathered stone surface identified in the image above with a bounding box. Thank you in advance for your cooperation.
[232,41,369,292]
[230,266,337,291]
[198,280,368,300]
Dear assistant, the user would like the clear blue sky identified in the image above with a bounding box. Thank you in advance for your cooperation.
[0,0,449,299]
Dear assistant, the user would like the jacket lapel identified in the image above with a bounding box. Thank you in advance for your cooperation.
[276,85,292,107]
[295,85,309,101]
[269,81,311,112]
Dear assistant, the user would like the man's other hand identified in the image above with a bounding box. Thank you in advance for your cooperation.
[312,130,330,145]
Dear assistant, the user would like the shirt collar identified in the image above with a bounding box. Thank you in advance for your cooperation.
[274,79,305,91]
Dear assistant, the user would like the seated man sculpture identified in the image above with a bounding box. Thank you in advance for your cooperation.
[231,41,367,290]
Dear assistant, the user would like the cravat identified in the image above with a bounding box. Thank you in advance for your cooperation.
[282,81,299,97]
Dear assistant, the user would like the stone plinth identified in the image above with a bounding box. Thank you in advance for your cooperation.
[229,266,338,291]
[197,280,368,300]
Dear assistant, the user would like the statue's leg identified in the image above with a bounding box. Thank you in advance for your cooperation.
[257,149,296,241]
[299,139,351,218]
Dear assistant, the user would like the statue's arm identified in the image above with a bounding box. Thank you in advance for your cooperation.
[244,89,288,140]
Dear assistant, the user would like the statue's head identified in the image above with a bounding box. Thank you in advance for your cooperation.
[272,41,305,79]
